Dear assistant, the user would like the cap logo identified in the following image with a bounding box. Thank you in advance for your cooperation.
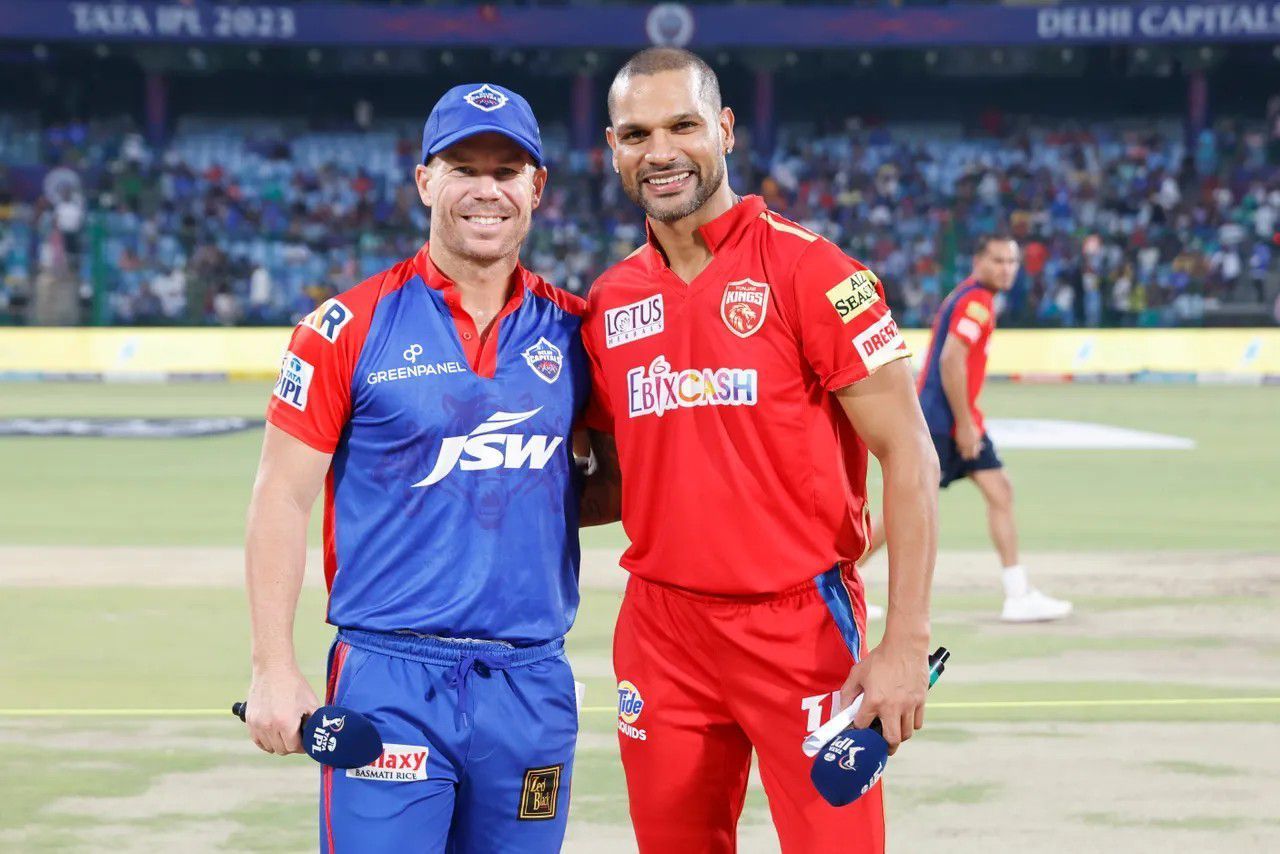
[464,84,509,112]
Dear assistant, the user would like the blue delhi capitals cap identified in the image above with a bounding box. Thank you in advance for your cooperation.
[421,83,544,167]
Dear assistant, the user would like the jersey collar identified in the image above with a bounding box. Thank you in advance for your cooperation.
[963,276,999,295]
[697,194,766,254]
[412,242,527,314]
[643,194,767,262]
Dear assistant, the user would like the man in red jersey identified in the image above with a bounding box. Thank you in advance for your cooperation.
[581,48,940,853]
[864,235,1072,623]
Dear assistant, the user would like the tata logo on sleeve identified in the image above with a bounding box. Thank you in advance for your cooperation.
[411,408,563,488]
[300,298,354,343]
[273,351,314,411]
[604,295,664,349]
[853,313,909,372]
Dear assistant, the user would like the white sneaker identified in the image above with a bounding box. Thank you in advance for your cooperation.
[865,603,885,620]
[1001,589,1073,623]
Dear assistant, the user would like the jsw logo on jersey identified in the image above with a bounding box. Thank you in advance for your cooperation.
[411,408,564,488]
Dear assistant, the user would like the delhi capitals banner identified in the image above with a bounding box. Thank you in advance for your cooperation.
[1,1,1279,48]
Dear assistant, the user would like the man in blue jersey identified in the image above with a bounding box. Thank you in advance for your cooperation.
[243,84,591,852]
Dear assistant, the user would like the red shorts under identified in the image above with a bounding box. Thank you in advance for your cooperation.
[613,562,884,853]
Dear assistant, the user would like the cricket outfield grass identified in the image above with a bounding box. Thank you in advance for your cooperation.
[0,381,1277,852]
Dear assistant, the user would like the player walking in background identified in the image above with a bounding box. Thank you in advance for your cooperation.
[242,84,590,852]
[583,48,939,852]
[865,235,1071,622]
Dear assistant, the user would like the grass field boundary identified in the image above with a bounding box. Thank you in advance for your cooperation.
[4,697,1279,718]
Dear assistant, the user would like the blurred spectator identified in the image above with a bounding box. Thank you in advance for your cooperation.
[0,106,1276,328]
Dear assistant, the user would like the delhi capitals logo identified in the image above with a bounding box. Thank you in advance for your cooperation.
[464,84,508,112]
[521,337,563,384]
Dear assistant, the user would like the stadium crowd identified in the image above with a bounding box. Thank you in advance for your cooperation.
[2,100,1279,327]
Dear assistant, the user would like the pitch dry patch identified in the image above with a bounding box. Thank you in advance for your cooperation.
[986,417,1194,450]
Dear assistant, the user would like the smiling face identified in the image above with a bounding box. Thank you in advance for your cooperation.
[606,67,733,225]
[416,132,546,264]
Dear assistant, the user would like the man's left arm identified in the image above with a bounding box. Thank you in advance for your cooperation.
[835,359,940,754]
[574,429,622,527]
[574,305,622,528]
[780,237,938,751]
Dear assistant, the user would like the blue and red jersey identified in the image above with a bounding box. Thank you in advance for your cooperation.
[916,277,996,435]
[266,244,589,644]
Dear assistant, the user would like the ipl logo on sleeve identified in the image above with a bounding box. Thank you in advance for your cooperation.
[521,337,564,384]
[273,351,314,412]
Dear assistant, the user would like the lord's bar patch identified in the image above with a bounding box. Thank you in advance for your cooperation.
[518,764,562,820]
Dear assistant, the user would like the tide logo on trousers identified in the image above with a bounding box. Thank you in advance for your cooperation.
[617,680,648,741]
[412,408,563,488]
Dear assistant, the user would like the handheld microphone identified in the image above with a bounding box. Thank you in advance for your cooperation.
[232,701,385,769]
[807,647,950,807]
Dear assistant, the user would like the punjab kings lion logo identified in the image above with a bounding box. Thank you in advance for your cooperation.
[720,279,770,338]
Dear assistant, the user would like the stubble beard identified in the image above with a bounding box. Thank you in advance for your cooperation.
[434,209,530,266]
[626,157,726,225]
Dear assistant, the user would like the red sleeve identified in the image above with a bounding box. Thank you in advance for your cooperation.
[265,295,366,453]
[580,299,614,434]
[949,291,994,349]
[786,238,910,390]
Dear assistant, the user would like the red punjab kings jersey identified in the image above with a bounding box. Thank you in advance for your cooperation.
[582,196,910,596]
